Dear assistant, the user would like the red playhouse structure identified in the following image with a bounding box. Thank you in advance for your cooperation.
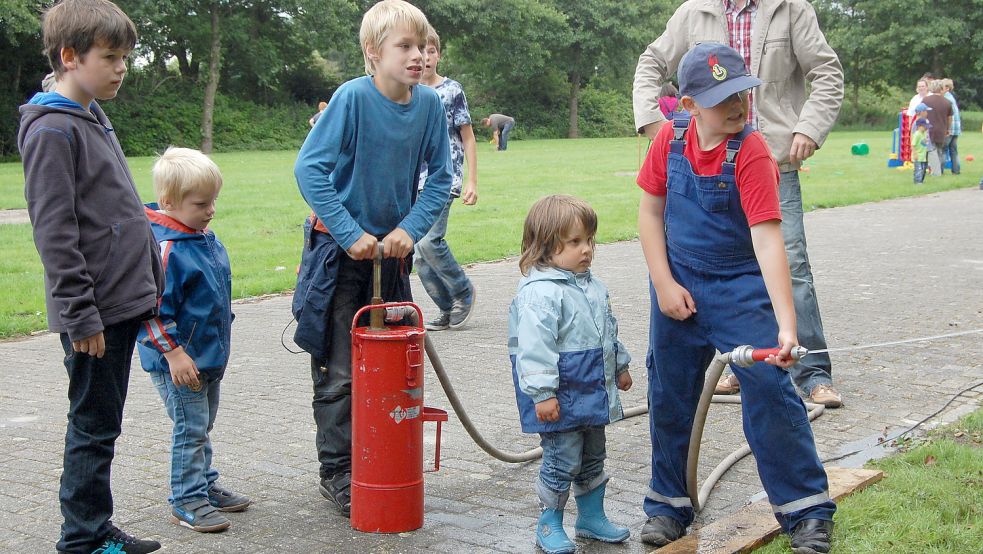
[889,109,952,169]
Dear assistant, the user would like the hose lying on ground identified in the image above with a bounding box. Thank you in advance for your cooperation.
[423,334,824,511]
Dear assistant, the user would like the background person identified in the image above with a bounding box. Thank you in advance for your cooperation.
[482,113,515,151]
[632,0,845,408]
[941,78,961,175]
[922,80,952,177]
[415,26,478,331]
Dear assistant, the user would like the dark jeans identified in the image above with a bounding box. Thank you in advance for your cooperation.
[56,319,141,553]
[311,255,412,479]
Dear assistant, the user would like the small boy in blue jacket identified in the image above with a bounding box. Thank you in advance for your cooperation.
[509,195,633,554]
[138,147,250,534]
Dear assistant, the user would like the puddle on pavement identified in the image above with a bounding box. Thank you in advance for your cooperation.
[832,433,899,468]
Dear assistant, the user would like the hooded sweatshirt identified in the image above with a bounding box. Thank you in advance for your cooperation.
[18,93,164,341]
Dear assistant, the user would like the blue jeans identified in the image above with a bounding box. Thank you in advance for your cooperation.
[944,135,960,175]
[498,121,514,150]
[414,197,472,313]
[56,319,141,553]
[913,161,927,183]
[151,371,221,505]
[536,426,608,510]
[779,171,832,394]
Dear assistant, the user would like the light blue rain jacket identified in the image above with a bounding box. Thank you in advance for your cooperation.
[509,266,631,433]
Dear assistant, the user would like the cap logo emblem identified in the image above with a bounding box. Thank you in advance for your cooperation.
[709,54,727,81]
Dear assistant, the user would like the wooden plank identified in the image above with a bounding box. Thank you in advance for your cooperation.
[653,467,884,554]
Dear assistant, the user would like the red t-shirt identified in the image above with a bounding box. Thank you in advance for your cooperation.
[637,122,781,226]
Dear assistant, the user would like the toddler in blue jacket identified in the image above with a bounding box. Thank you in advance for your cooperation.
[138,147,250,534]
[509,195,633,554]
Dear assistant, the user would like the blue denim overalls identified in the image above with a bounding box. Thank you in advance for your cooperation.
[644,114,835,531]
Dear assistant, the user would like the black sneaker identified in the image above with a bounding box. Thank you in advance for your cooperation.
[424,312,450,331]
[640,515,686,546]
[92,524,161,554]
[789,519,833,554]
[318,472,351,517]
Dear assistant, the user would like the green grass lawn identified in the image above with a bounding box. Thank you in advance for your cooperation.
[758,408,983,553]
[1,131,981,337]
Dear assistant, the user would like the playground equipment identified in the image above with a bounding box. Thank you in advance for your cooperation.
[888,109,952,169]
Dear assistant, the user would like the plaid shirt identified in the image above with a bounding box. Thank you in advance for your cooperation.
[724,0,758,124]
[944,91,961,135]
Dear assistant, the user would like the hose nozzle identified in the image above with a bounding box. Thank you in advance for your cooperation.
[731,345,808,368]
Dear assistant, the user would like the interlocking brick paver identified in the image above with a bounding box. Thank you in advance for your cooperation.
[1,188,980,552]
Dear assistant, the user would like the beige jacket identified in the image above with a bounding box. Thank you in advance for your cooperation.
[633,0,843,171]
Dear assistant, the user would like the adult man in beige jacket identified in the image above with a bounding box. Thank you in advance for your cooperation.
[633,0,844,412]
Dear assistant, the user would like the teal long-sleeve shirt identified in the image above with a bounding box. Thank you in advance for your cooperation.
[295,76,452,250]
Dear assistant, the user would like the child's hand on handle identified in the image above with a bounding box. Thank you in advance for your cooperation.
[764,330,799,368]
[617,371,633,391]
[164,347,200,388]
[657,281,697,320]
[383,228,413,259]
[535,398,560,423]
[347,232,378,260]
[73,332,105,358]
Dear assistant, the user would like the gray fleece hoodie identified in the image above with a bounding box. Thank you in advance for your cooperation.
[18,96,164,341]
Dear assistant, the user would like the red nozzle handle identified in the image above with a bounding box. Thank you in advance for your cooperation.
[731,345,808,367]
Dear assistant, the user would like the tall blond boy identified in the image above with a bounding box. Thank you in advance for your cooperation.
[291,0,452,516]
[17,1,164,552]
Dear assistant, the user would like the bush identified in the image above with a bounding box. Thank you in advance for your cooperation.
[102,72,312,156]
[576,86,635,138]
[834,83,909,130]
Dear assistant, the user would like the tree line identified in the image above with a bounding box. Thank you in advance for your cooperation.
[2,0,981,158]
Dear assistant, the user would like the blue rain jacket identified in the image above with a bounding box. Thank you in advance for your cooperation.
[509,266,631,433]
[137,205,233,379]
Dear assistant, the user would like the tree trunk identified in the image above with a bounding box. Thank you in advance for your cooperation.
[568,72,580,139]
[201,2,222,154]
[176,49,193,79]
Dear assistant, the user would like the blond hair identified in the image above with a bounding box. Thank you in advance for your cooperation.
[929,79,944,93]
[519,195,598,275]
[359,0,429,76]
[941,78,954,90]
[42,0,137,77]
[152,147,223,206]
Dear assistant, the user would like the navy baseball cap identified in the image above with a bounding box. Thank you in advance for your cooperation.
[678,43,762,108]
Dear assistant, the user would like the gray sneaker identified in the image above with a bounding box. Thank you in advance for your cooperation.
[424,312,450,331]
[208,483,251,512]
[171,498,231,532]
[449,284,476,329]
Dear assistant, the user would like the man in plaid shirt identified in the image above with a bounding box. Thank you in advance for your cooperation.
[633,0,845,413]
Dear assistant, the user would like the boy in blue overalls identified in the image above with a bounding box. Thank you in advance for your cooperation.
[636,43,836,553]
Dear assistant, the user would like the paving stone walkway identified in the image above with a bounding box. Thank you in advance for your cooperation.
[1,187,980,553]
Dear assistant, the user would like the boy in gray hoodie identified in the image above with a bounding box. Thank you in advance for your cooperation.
[17,1,164,552]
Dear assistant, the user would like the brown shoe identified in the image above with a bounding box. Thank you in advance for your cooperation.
[714,374,740,395]
[809,384,842,408]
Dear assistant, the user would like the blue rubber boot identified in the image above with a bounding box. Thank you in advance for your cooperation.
[536,508,576,554]
[574,483,629,543]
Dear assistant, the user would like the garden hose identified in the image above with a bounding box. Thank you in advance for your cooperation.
[423,332,822,511]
